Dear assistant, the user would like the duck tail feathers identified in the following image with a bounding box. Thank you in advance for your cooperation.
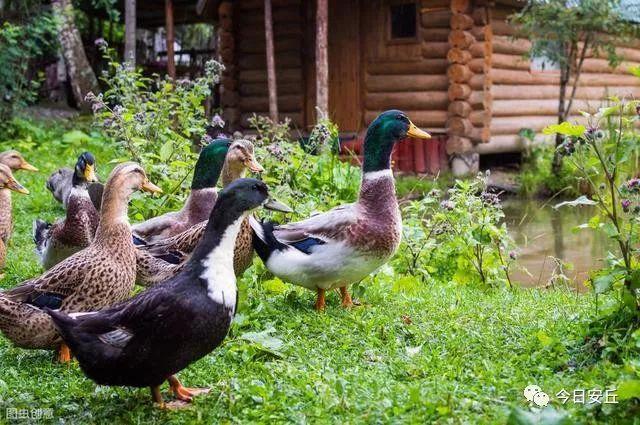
[249,216,283,262]
[32,219,51,253]
[43,307,79,348]
[44,307,75,329]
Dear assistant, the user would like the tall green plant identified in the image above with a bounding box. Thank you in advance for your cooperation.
[510,0,637,177]
[546,97,640,318]
[85,43,224,218]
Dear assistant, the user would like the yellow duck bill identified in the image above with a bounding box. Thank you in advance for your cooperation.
[141,180,163,194]
[19,161,38,172]
[7,179,29,194]
[246,158,265,173]
[84,164,98,183]
[407,121,431,139]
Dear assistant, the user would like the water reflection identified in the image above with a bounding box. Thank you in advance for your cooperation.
[502,199,613,289]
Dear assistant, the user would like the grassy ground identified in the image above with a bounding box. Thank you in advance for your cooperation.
[0,120,636,424]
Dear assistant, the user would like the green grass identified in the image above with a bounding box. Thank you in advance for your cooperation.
[0,119,637,424]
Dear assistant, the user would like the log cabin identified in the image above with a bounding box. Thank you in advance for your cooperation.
[197,0,640,175]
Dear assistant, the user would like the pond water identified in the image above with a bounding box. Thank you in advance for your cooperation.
[503,198,614,289]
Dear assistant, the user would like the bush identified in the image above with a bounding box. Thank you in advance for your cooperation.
[0,14,57,125]
[395,172,516,288]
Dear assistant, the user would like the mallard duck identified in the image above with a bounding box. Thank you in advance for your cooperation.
[136,139,268,283]
[45,178,290,408]
[34,152,100,270]
[0,164,29,273]
[132,138,263,244]
[0,163,161,361]
[0,150,38,173]
[251,110,431,310]
[46,167,104,211]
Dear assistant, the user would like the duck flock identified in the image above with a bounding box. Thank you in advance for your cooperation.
[0,110,430,409]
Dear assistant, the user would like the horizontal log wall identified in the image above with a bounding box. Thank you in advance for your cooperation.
[485,3,640,154]
[235,0,305,129]
[362,0,451,131]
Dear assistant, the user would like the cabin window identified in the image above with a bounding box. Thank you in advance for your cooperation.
[388,2,418,42]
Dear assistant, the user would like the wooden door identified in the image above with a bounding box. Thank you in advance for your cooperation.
[328,0,361,132]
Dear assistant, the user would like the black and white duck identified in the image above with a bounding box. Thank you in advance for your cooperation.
[46,178,290,408]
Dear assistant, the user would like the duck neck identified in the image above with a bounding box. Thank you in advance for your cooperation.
[362,128,395,174]
[191,148,225,190]
[221,161,246,187]
[0,189,11,240]
[190,206,246,265]
[94,187,132,244]
[359,169,397,213]
[183,187,217,223]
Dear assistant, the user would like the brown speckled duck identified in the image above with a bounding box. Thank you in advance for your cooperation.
[251,110,431,310]
[0,150,38,173]
[0,163,161,361]
[132,139,263,244]
[136,139,265,285]
[34,152,100,269]
[0,164,29,274]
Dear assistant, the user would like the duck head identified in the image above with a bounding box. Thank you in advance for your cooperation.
[72,152,99,187]
[191,139,233,190]
[215,178,290,218]
[105,163,162,199]
[363,110,430,173]
[0,164,29,194]
[0,150,38,172]
[227,139,264,174]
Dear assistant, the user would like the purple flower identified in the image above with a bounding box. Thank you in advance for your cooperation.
[84,91,97,103]
[113,105,124,117]
[624,178,640,193]
[509,251,517,260]
[622,199,631,213]
[266,142,285,160]
[440,200,455,211]
[211,114,225,128]
[91,102,104,114]
[201,134,213,144]
[481,191,500,206]
[94,38,108,49]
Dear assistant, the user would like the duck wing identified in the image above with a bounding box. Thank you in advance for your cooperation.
[135,249,185,287]
[141,221,206,257]
[273,204,357,244]
[251,204,357,259]
[4,253,95,309]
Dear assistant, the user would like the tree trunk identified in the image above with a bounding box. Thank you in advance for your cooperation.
[124,0,136,66]
[551,44,572,177]
[315,0,328,121]
[52,0,100,111]
[264,0,278,121]
[165,0,176,79]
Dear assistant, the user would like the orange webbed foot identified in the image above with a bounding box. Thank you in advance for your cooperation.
[314,288,326,311]
[340,286,354,308]
[57,344,72,363]
[168,376,210,403]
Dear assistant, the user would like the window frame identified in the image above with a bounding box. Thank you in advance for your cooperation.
[386,0,420,45]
